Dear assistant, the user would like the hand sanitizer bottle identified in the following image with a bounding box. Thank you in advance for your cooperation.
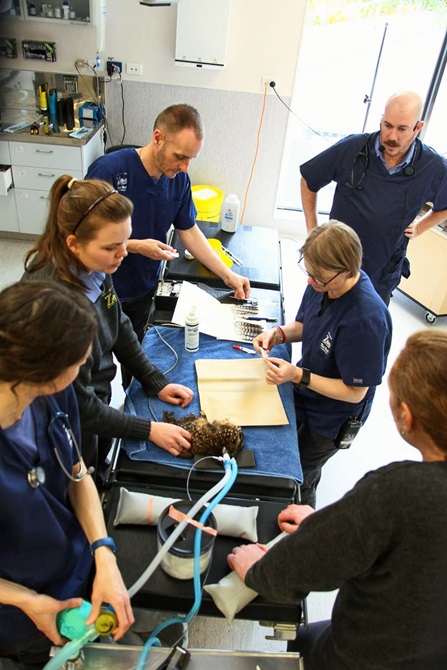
[185,305,199,352]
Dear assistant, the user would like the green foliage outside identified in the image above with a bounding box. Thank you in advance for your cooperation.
[307,0,447,25]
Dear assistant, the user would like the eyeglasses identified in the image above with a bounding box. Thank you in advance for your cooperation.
[298,255,345,287]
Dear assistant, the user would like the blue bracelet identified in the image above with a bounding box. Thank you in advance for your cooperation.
[90,537,116,555]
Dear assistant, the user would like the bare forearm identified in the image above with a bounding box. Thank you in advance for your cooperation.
[415,208,447,236]
[281,321,304,343]
[178,227,233,282]
[295,369,368,403]
[300,177,319,232]
[68,469,108,544]
[0,578,37,609]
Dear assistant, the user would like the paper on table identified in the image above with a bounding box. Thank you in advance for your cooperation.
[171,280,260,343]
[195,358,289,426]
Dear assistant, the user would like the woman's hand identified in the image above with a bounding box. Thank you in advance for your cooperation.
[227,543,268,582]
[278,504,315,533]
[21,593,84,646]
[253,328,278,356]
[87,551,134,641]
[158,384,194,408]
[264,357,298,385]
[149,421,192,456]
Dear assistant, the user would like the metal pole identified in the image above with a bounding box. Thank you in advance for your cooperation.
[420,26,447,141]
[362,22,388,132]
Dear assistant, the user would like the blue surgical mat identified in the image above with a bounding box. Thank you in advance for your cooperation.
[122,326,303,483]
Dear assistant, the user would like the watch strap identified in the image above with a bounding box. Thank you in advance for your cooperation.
[90,537,116,555]
[299,367,311,388]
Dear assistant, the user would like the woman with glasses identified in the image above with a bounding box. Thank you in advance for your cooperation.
[253,221,392,507]
[23,175,194,488]
[0,281,133,667]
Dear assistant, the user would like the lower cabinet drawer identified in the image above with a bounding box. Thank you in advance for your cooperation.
[12,166,82,191]
[0,189,19,232]
[15,189,52,235]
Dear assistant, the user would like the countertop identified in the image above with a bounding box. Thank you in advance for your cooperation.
[0,121,104,148]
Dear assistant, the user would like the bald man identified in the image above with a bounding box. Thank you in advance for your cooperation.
[300,91,447,304]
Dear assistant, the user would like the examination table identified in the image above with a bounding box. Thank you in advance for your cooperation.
[104,325,304,632]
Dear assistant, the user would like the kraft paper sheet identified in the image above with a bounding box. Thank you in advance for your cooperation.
[195,358,288,426]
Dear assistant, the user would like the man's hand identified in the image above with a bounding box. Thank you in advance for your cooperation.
[223,271,250,300]
[404,221,419,239]
[178,226,250,298]
[127,238,179,260]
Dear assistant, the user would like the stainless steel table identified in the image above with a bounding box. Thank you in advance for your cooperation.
[80,644,304,669]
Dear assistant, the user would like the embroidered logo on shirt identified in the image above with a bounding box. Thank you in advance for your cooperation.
[116,174,128,193]
[352,377,364,384]
[320,331,332,355]
[103,286,117,309]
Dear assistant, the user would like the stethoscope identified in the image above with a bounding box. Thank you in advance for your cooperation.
[27,410,94,488]
[1,399,94,489]
[346,133,420,190]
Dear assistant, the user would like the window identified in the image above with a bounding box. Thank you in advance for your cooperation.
[276,0,447,215]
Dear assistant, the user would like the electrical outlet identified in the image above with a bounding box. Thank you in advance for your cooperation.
[127,63,143,75]
[261,76,277,90]
[75,58,87,68]
[106,60,123,77]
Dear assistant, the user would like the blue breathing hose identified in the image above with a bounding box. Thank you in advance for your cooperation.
[136,455,238,670]
[44,456,237,670]
[41,627,99,670]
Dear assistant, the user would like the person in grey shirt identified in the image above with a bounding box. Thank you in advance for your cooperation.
[228,328,447,670]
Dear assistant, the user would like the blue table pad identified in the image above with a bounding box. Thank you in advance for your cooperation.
[122,326,303,483]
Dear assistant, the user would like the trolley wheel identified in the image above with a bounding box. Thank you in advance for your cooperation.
[425,312,436,324]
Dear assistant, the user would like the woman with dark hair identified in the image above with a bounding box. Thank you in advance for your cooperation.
[254,221,392,506]
[23,175,194,485]
[0,281,133,667]
[229,329,447,669]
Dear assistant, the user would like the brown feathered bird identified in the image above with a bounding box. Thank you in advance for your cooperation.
[162,410,244,459]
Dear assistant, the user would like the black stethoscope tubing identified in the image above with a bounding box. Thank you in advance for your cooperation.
[0,397,91,489]
[346,133,420,190]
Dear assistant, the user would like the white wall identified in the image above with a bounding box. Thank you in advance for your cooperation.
[1,0,308,234]
[2,1,305,92]
[105,0,304,95]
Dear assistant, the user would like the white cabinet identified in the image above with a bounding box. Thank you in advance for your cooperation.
[0,141,18,232]
[23,0,91,22]
[1,127,103,235]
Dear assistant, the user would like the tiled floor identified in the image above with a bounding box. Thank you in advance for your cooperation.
[1,233,446,652]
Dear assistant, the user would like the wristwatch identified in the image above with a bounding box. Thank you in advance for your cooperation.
[298,367,311,388]
[90,537,116,555]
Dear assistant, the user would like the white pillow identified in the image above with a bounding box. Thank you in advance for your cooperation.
[204,531,288,623]
[113,488,259,541]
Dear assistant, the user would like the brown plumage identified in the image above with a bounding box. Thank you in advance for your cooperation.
[162,410,244,459]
